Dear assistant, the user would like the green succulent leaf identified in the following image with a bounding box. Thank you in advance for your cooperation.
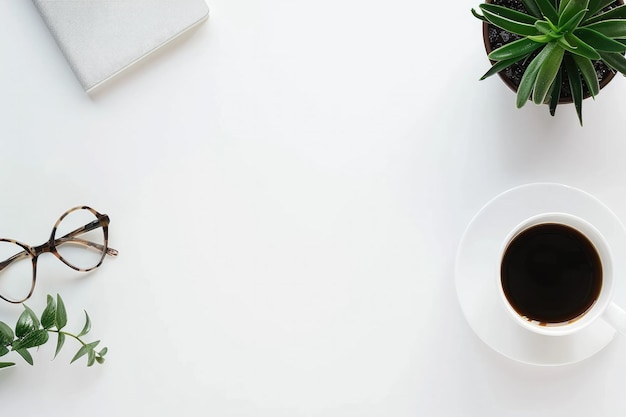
[561,9,590,33]
[0,345,9,357]
[584,4,626,24]
[479,4,540,35]
[489,37,544,60]
[536,0,560,23]
[572,54,600,96]
[559,0,573,15]
[0,362,15,369]
[575,27,626,51]
[56,294,67,330]
[536,20,559,36]
[559,0,589,28]
[471,8,488,22]
[564,55,585,125]
[517,45,551,107]
[533,44,566,104]
[522,0,543,18]
[587,0,620,18]
[599,51,626,75]
[40,295,57,330]
[480,3,540,24]
[528,34,558,42]
[481,55,529,80]
[562,33,602,59]
[584,19,626,38]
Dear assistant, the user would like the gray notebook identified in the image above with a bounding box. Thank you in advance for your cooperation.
[32,0,209,93]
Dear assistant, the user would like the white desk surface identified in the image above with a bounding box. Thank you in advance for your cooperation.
[2,1,626,415]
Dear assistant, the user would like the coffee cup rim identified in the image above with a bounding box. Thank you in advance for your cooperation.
[497,212,614,336]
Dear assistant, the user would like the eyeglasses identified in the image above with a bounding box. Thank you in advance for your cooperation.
[0,206,118,303]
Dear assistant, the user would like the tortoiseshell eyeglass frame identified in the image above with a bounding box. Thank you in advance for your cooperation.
[0,206,118,304]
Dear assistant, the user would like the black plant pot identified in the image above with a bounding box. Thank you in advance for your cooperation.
[482,0,623,103]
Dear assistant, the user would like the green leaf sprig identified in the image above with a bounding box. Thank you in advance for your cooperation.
[0,294,107,369]
[473,0,626,124]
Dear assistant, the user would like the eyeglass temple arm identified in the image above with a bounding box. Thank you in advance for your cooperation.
[56,219,118,256]
[54,236,118,256]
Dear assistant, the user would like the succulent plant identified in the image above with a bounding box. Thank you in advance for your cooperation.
[473,0,626,124]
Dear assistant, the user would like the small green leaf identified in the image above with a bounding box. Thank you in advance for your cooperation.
[15,348,33,366]
[0,362,15,369]
[13,329,49,350]
[99,347,108,357]
[54,332,66,359]
[70,346,91,364]
[95,356,105,365]
[15,309,36,338]
[23,305,40,330]
[40,295,56,330]
[87,350,96,367]
[77,311,91,337]
[56,294,67,330]
[70,340,100,364]
[0,346,9,357]
[0,321,14,345]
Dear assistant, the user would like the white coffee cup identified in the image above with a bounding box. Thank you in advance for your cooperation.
[498,212,626,337]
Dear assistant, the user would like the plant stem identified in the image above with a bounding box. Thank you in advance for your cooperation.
[48,329,86,346]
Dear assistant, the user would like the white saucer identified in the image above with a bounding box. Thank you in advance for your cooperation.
[455,183,626,366]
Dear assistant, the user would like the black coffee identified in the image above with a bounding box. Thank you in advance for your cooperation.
[501,223,602,324]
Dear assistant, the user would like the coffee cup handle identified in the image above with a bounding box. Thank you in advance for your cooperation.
[603,303,626,336]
